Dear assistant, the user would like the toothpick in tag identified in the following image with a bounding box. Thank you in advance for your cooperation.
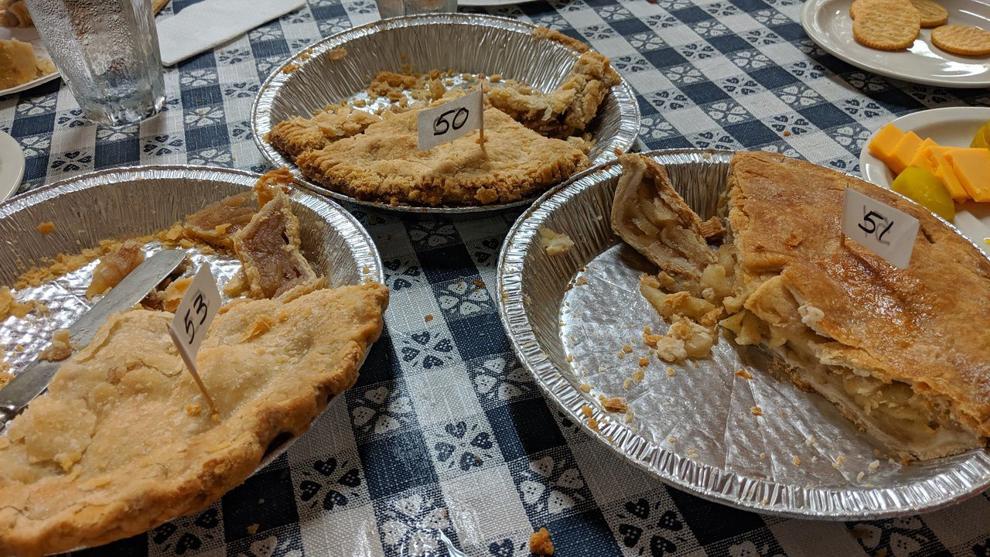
[168,265,222,417]
[417,88,484,151]
[841,188,920,269]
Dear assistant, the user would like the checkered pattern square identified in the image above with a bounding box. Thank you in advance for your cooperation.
[4,0,988,555]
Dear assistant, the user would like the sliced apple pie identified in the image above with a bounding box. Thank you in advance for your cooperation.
[613,151,990,461]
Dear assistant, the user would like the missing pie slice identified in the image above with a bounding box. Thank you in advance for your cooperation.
[613,151,990,461]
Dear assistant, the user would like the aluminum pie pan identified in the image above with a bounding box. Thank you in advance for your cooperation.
[251,13,640,214]
[0,165,384,473]
[496,148,990,520]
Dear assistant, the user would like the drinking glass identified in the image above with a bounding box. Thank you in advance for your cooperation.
[376,0,457,18]
[25,0,165,126]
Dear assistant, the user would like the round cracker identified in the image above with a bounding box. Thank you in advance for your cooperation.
[931,24,990,56]
[909,0,948,28]
[853,1,921,51]
[849,0,914,19]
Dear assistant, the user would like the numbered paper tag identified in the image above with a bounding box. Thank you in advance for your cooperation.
[842,188,919,269]
[417,89,484,151]
[169,266,221,357]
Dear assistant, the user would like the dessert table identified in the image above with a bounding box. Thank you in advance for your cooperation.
[2,0,989,555]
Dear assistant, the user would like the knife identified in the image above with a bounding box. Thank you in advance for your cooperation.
[0,249,187,431]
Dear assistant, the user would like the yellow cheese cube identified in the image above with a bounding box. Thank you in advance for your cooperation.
[868,123,905,167]
[932,152,969,202]
[888,131,923,175]
[907,140,939,174]
[947,148,990,202]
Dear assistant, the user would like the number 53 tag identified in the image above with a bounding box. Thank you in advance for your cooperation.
[417,89,484,151]
[168,265,222,413]
[842,188,920,269]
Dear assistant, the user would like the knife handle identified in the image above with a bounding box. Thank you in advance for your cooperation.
[0,402,16,433]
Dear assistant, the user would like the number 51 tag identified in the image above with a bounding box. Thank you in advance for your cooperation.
[417,89,484,151]
[168,265,222,414]
[842,188,920,269]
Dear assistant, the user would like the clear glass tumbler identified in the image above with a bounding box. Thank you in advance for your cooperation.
[376,0,457,18]
[25,0,165,126]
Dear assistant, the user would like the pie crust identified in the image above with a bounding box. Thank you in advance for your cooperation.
[0,282,388,555]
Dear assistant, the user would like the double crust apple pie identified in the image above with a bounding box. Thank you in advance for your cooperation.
[266,28,621,207]
[0,172,389,555]
[612,152,990,461]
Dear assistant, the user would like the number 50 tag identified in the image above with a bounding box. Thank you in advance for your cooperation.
[168,265,222,414]
[417,89,484,151]
[842,188,919,269]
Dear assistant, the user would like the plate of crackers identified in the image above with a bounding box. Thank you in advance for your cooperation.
[801,0,990,87]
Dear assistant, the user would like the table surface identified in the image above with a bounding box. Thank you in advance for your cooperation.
[3,0,990,555]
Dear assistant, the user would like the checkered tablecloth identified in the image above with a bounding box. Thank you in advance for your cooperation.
[3,0,990,555]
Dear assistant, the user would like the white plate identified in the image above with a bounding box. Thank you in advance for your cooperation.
[0,27,60,97]
[801,0,990,88]
[860,106,990,253]
[0,132,24,201]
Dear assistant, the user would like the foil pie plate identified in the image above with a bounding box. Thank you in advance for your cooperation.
[0,165,384,472]
[497,149,990,519]
[251,13,641,214]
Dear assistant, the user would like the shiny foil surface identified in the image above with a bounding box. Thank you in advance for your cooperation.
[497,149,990,519]
[0,165,384,470]
[251,13,641,213]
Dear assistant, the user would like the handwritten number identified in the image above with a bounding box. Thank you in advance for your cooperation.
[180,291,211,345]
[432,107,470,136]
[193,293,208,325]
[858,210,893,245]
[183,309,196,344]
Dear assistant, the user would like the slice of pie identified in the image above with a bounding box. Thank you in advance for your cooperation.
[487,44,620,138]
[0,281,388,555]
[294,106,589,206]
[613,151,990,460]
[266,104,383,160]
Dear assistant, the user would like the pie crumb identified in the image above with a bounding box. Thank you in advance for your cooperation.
[185,404,202,417]
[539,228,575,256]
[759,452,766,460]
[665,367,676,377]
[601,396,628,413]
[580,405,593,419]
[751,405,763,416]
[575,276,588,286]
[36,221,56,234]
[735,369,752,380]
[832,454,847,469]
[868,460,880,472]
[792,455,801,466]
[472,278,485,288]
[247,524,260,535]
[631,369,644,382]
[638,356,649,367]
[624,411,634,423]
[425,314,433,322]
[40,329,72,362]
[578,383,591,393]
[622,378,633,390]
[686,447,699,458]
[622,344,633,353]
[587,417,599,431]
[282,63,299,74]
[856,471,865,482]
[667,436,677,444]
[529,527,554,556]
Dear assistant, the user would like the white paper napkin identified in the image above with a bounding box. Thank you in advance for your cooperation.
[157,0,304,66]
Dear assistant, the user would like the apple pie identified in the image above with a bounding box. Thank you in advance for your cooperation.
[613,151,990,460]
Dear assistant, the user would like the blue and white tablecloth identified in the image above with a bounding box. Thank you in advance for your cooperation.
[2,0,990,555]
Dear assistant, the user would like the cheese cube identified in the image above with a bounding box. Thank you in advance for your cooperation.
[932,152,968,202]
[947,148,990,202]
[888,132,924,175]
[868,123,905,166]
[907,140,938,174]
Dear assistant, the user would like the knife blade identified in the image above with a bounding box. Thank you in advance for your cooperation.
[0,250,187,429]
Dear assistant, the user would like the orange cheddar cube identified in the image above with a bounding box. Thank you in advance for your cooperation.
[907,140,939,174]
[947,148,990,202]
[888,131,924,175]
[931,150,969,201]
[868,123,905,166]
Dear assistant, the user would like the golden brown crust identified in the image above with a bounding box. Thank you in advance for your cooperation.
[533,27,590,53]
[728,151,990,437]
[266,105,382,159]
[0,283,388,556]
[294,107,589,207]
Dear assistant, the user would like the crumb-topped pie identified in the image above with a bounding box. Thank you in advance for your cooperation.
[612,151,990,461]
[0,172,389,555]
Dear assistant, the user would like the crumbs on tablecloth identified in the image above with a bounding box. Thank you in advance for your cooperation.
[832,454,847,470]
[425,314,433,323]
[575,275,588,286]
[750,405,763,416]
[665,366,676,377]
[601,396,628,413]
[792,455,801,466]
[529,527,554,555]
[638,356,649,367]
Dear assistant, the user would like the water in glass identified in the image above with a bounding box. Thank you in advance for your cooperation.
[25,0,165,126]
